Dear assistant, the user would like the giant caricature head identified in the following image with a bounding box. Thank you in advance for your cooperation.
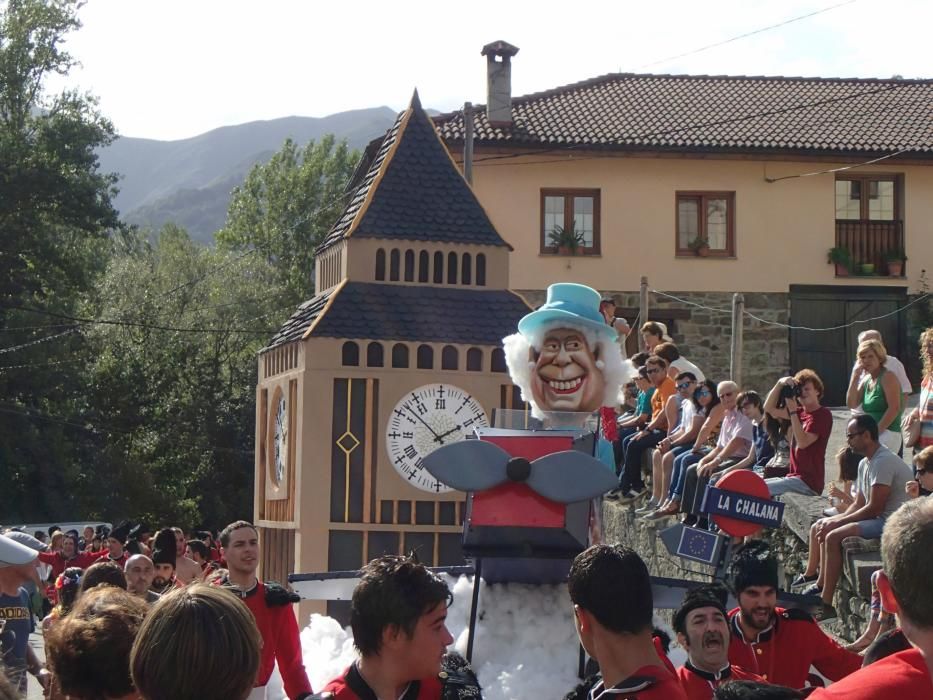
[503,284,633,418]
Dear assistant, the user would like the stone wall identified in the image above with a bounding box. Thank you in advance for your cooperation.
[517,288,790,395]
[602,495,872,643]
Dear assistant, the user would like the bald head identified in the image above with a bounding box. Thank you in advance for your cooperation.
[124,554,154,596]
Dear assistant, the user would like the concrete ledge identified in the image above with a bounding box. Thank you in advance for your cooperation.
[841,536,882,600]
[779,493,825,542]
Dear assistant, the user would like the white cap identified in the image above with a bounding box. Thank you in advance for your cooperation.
[0,533,38,567]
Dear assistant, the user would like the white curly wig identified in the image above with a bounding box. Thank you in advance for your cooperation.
[503,320,636,419]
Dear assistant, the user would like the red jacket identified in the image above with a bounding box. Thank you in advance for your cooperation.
[807,648,933,699]
[37,549,107,581]
[677,662,765,700]
[727,606,861,688]
[231,580,312,699]
[319,663,442,700]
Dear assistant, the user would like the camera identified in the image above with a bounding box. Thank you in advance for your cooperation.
[777,380,802,407]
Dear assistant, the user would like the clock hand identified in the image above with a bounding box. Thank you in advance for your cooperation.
[435,425,463,443]
[404,406,442,440]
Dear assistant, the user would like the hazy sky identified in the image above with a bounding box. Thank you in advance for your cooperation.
[46,0,932,141]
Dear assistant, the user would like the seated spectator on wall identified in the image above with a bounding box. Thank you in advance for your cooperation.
[807,498,933,698]
[798,415,913,621]
[681,382,753,527]
[640,321,672,354]
[821,447,861,518]
[847,339,903,454]
[712,391,773,477]
[901,327,933,451]
[45,586,148,700]
[609,355,677,503]
[763,370,833,497]
[906,445,933,499]
[615,366,654,471]
[655,341,706,383]
[651,380,725,520]
[639,372,703,517]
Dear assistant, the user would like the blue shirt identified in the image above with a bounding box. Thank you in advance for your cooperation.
[0,588,34,693]
[753,422,775,467]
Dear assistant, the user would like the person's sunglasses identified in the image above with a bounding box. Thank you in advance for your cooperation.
[915,467,931,476]
[676,382,694,390]
[845,430,865,440]
[646,368,663,375]
[696,389,711,397]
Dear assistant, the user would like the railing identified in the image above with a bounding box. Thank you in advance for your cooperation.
[835,220,904,272]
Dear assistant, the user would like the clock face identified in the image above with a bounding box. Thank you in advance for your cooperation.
[385,383,488,493]
[273,395,287,485]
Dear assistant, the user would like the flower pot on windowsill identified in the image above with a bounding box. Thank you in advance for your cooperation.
[834,263,851,277]
[687,237,710,257]
[859,263,875,275]
[886,261,903,277]
[557,246,576,256]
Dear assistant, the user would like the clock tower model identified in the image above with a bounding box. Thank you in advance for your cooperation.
[254,91,530,620]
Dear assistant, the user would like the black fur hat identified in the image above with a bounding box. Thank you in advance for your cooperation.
[151,529,176,568]
[729,540,778,594]
[673,582,729,635]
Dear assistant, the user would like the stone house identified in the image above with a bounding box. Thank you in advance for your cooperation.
[432,42,933,403]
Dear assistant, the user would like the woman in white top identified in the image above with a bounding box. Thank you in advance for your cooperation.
[653,341,706,383]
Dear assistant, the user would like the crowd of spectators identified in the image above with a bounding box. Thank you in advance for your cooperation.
[0,520,312,700]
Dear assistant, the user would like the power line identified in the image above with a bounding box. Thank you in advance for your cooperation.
[650,288,931,332]
[764,147,917,183]
[6,307,276,336]
[640,0,859,68]
[0,328,80,355]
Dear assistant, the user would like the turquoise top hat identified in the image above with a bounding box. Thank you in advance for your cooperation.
[518,283,617,340]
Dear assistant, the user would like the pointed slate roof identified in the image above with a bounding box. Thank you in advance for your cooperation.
[264,283,530,350]
[316,91,511,254]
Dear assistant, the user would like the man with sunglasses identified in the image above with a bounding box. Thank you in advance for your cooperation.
[763,369,833,497]
[801,414,912,620]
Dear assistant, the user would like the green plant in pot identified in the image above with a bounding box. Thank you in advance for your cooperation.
[688,237,711,257]
[548,222,586,255]
[827,246,853,276]
[883,247,906,276]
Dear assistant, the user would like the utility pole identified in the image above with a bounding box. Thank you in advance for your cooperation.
[463,102,474,185]
[730,293,745,386]
[639,277,649,332]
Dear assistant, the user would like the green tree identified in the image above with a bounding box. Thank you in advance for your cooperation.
[217,135,359,301]
[0,0,121,520]
[79,225,291,527]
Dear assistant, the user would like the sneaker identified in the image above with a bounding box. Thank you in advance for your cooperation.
[792,573,819,587]
[618,487,648,504]
[604,489,623,501]
[801,583,823,597]
[814,603,838,622]
[635,498,659,514]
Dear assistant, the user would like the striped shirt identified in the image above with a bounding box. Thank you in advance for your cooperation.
[920,376,933,449]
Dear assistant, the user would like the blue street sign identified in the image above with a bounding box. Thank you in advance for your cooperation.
[702,486,785,528]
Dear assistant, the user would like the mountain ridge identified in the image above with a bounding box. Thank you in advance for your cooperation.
[98,106,408,244]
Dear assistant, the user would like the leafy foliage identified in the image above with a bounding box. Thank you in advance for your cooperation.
[217,135,359,300]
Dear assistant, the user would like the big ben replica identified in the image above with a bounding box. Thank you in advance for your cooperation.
[254,91,530,619]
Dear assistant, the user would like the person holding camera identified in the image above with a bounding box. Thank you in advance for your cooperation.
[763,369,833,497]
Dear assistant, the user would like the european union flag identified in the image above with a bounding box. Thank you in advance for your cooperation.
[677,526,721,565]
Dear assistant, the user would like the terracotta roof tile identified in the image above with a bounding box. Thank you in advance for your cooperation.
[434,73,933,156]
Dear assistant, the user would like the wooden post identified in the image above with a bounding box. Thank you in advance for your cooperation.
[730,293,745,385]
[639,276,649,332]
[463,102,474,185]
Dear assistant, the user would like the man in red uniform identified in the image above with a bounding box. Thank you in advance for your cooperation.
[726,541,860,689]
[105,521,130,569]
[563,544,687,700]
[674,583,764,699]
[220,520,312,700]
[314,555,478,700]
[36,530,105,580]
[808,498,933,698]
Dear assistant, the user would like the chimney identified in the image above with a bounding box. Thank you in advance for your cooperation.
[481,41,519,126]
